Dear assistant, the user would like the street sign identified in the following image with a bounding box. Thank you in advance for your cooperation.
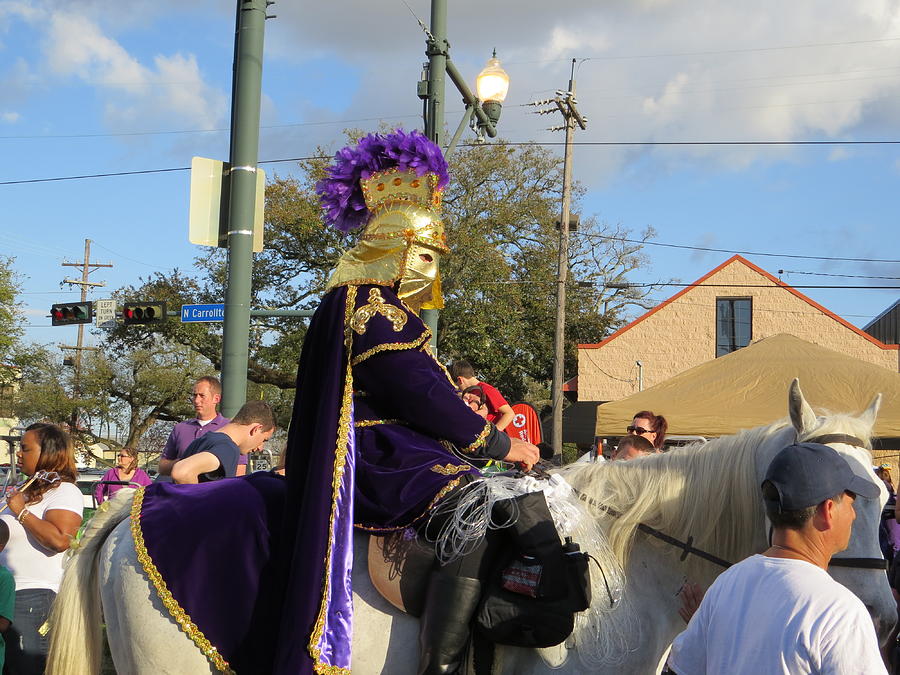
[94,299,117,329]
[181,303,225,323]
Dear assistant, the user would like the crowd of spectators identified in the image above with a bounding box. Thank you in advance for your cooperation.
[0,374,278,672]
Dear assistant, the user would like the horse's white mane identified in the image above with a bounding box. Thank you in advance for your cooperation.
[564,409,876,581]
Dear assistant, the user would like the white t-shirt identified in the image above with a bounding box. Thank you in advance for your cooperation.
[669,554,886,675]
[0,482,84,593]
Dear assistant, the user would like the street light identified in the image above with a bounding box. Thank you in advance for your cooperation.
[476,50,509,125]
[419,0,511,347]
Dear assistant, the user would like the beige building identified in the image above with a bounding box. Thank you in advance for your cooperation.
[576,255,898,403]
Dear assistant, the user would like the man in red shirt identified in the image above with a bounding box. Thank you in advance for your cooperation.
[450,360,515,431]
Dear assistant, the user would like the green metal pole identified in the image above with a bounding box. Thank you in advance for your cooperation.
[221,0,267,417]
[421,0,447,348]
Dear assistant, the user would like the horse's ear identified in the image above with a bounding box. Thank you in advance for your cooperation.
[860,393,882,428]
[788,378,817,436]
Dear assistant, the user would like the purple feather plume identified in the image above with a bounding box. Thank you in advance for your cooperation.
[316,129,450,233]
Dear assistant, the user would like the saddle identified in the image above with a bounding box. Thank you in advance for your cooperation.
[367,530,435,617]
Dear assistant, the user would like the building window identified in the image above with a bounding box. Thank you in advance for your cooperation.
[716,297,752,357]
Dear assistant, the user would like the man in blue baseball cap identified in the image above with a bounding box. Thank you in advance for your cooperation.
[668,442,887,674]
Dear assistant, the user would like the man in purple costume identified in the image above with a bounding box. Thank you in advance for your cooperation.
[273,130,540,675]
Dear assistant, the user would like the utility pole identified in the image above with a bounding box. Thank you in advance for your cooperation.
[419,0,448,347]
[61,238,112,429]
[220,0,271,417]
[532,60,587,457]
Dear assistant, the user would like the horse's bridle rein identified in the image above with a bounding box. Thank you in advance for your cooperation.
[573,432,888,572]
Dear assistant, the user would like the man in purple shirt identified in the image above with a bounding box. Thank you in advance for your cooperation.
[157,376,247,476]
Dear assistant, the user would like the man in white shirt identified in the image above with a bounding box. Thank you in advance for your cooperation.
[668,442,886,675]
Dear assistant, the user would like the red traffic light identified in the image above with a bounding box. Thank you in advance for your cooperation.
[122,302,167,325]
[50,302,93,326]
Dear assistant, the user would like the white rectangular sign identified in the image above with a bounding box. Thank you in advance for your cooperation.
[94,299,117,329]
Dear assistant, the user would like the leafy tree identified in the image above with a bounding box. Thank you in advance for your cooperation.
[0,257,25,410]
[79,341,213,448]
[0,257,23,362]
[437,141,656,400]
[100,135,660,418]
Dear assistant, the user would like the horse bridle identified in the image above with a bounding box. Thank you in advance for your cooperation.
[801,433,887,571]
[574,432,888,571]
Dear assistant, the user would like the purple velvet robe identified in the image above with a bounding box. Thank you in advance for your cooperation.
[272,284,506,674]
[135,284,507,674]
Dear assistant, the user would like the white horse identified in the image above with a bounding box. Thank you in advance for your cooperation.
[47,381,894,674]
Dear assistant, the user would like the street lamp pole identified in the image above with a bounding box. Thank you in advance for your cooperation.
[419,0,509,348]
[549,59,587,457]
[220,0,269,416]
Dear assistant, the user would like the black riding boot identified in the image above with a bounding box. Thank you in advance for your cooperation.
[417,572,482,675]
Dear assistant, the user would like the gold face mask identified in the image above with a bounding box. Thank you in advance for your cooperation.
[325,168,448,312]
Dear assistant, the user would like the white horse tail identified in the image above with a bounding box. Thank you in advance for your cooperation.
[46,488,137,675]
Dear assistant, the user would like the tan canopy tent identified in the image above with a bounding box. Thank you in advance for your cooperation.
[595,334,900,438]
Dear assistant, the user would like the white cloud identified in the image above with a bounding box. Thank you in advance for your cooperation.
[1,111,20,123]
[40,11,226,132]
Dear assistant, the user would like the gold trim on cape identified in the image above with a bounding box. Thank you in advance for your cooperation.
[350,330,431,367]
[349,288,408,335]
[353,419,404,428]
[130,487,235,675]
[353,477,463,532]
[430,463,474,476]
[458,422,493,454]
[306,286,356,675]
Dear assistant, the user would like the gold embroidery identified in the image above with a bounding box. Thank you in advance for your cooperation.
[354,419,404,428]
[430,463,473,475]
[349,288,408,335]
[458,422,493,455]
[350,330,431,367]
[353,477,463,532]
[130,488,235,674]
[307,286,356,675]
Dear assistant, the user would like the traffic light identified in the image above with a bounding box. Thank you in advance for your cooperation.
[122,302,167,325]
[50,302,93,326]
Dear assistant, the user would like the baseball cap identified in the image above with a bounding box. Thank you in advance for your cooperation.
[763,442,881,512]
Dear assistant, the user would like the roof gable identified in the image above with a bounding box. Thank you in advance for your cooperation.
[580,254,897,351]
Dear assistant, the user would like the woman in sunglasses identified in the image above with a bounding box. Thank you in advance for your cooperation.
[627,410,668,451]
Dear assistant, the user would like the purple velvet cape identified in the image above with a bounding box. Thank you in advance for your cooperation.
[272,284,494,673]
[133,472,287,673]
[135,284,499,674]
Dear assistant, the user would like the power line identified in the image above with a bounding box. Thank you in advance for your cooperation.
[91,241,174,270]
[7,138,900,186]
[0,155,319,186]
[575,231,900,264]
[630,283,900,290]
[779,269,900,280]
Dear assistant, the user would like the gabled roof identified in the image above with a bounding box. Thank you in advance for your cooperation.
[580,254,897,351]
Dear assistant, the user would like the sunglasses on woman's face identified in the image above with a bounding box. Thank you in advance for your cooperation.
[626,426,652,435]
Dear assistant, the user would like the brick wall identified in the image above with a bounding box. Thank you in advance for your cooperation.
[578,257,899,401]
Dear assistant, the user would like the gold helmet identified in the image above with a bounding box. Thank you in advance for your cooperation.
[317,130,450,313]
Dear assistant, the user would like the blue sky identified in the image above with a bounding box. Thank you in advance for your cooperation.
[2,0,899,350]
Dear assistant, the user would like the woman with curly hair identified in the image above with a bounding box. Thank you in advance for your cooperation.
[1,423,83,674]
